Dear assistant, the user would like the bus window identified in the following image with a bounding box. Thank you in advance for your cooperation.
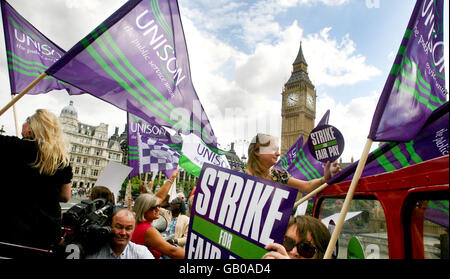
[409,200,448,259]
[317,197,388,259]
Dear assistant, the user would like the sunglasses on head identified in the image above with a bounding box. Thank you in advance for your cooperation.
[283,236,318,258]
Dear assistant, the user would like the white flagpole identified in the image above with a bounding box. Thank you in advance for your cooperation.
[11,94,20,137]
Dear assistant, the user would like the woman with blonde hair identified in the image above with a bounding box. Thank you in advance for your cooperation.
[246,133,340,193]
[131,170,185,259]
[0,109,73,252]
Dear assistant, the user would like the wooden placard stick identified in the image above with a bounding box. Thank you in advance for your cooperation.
[323,138,373,259]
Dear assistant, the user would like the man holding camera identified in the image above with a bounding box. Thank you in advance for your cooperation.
[85,209,154,259]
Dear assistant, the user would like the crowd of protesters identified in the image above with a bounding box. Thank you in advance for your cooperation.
[0,110,334,259]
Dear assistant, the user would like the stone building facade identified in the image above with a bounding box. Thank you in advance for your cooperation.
[59,101,123,189]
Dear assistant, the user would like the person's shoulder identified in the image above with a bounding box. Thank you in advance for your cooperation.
[128,241,155,259]
[179,214,190,222]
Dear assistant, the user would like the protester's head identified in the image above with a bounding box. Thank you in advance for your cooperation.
[111,209,136,250]
[170,197,186,217]
[283,215,330,259]
[247,133,280,177]
[23,109,69,175]
[133,193,160,223]
[89,186,115,205]
[177,192,185,201]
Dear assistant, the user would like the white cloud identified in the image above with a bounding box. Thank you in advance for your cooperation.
[304,27,382,86]
[316,91,380,162]
[182,12,381,158]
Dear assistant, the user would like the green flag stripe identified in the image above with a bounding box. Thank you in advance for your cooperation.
[7,51,48,69]
[128,151,139,155]
[404,29,412,39]
[192,215,268,259]
[403,56,431,90]
[428,201,449,215]
[150,0,174,41]
[373,142,398,172]
[128,156,139,160]
[94,33,179,128]
[293,158,312,181]
[399,56,444,105]
[294,151,316,180]
[81,38,177,127]
[128,145,138,150]
[99,25,176,112]
[8,57,47,72]
[98,25,212,142]
[299,149,321,178]
[404,141,423,164]
[375,154,397,172]
[393,79,438,111]
[7,64,70,88]
[391,145,410,168]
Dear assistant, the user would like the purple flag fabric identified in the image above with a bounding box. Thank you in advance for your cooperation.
[1,0,83,95]
[329,101,448,185]
[45,0,217,146]
[368,0,446,142]
[127,111,181,179]
[274,110,330,181]
[424,200,448,229]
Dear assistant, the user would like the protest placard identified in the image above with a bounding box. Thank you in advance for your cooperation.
[186,163,298,259]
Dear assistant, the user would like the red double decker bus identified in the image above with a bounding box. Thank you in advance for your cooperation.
[312,155,449,259]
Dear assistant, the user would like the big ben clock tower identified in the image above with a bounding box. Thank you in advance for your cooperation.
[281,41,316,155]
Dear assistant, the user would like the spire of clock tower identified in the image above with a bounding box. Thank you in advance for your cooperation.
[286,41,313,87]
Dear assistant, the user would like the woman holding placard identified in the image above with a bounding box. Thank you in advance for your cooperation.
[246,133,340,193]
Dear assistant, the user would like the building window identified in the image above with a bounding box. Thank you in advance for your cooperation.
[83,157,88,164]
[85,147,90,154]
[94,159,100,166]
[76,156,81,163]
[95,149,102,156]
[91,169,99,176]
[78,146,83,153]
[74,167,79,174]
[71,145,77,152]
[81,168,86,175]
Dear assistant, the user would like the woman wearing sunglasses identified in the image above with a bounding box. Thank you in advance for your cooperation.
[131,169,185,259]
[263,215,331,259]
[246,133,340,193]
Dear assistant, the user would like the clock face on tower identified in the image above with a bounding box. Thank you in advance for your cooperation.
[307,93,314,108]
[286,93,299,106]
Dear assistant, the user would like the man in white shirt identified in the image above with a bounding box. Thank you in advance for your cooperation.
[86,208,154,259]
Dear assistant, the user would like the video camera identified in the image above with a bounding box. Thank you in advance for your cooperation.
[59,198,115,259]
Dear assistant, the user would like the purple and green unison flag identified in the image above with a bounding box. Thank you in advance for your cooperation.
[45,0,217,145]
[186,164,297,259]
[127,111,181,179]
[1,0,83,95]
[368,0,446,142]
[274,110,330,182]
[329,102,448,185]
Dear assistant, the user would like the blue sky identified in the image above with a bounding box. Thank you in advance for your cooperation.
[0,0,448,162]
